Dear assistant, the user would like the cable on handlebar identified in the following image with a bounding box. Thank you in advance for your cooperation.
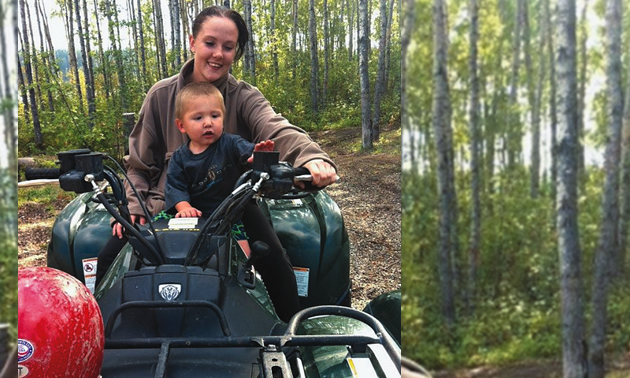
[104,155,158,239]
[94,190,164,265]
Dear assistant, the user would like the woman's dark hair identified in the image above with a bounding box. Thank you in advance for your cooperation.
[192,6,249,61]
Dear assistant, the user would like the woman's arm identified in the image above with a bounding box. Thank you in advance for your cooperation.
[234,83,337,186]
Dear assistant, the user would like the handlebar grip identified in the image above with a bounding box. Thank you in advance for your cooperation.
[294,167,311,176]
[25,168,61,180]
[293,167,312,182]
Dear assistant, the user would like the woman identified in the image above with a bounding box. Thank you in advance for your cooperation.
[99,6,337,322]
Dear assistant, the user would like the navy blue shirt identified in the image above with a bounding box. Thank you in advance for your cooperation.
[165,133,254,215]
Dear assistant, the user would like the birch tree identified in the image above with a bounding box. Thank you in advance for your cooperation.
[432,0,456,326]
[588,0,623,376]
[93,0,111,99]
[62,0,83,108]
[555,0,587,376]
[323,0,329,107]
[308,0,319,114]
[0,0,15,163]
[137,0,147,90]
[467,0,480,314]
[18,0,41,149]
[530,1,546,199]
[358,0,372,149]
[619,48,630,276]
[34,0,53,112]
[243,0,256,82]
[372,0,388,143]
[547,0,558,208]
[74,0,95,127]
[577,0,589,180]
[506,0,523,167]
[401,0,414,170]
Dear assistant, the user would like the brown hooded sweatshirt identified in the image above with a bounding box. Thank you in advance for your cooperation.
[125,59,335,216]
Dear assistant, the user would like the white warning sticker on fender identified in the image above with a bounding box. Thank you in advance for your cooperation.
[82,257,98,293]
[293,267,309,297]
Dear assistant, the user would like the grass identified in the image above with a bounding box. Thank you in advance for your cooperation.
[343,124,402,155]
[18,185,76,209]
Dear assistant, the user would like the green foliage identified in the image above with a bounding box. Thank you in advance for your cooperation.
[18,0,400,156]
[402,166,630,370]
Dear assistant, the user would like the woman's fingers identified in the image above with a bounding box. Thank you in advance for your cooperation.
[303,159,337,187]
[112,215,148,238]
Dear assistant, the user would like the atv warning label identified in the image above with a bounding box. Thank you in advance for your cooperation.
[82,257,98,293]
[168,218,199,229]
[293,267,309,297]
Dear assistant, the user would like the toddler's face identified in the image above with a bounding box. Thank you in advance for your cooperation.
[177,95,224,153]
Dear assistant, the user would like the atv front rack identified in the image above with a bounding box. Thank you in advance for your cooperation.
[104,305,401,377]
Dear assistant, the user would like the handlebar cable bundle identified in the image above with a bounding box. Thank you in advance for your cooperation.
[104,154,158,240]
[85,174,165,265]
[186,180,256,266]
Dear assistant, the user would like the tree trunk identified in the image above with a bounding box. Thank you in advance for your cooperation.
[93,0,111,99]
[371,0,388,143]
[38,0,57,76]
[384,0,395,90]
[432,0,456,327]
[588,0,623,376]
[556,0,587,376]
[82,0,95,105]
[401,0,414,171]
[348,0,354,60]
[0,0,15,160]
[619,49,630,277]
[25,0,41,105]
[270,0,278,81]
[34,0,53,112]
[291,0,298,80]
[153,0,168,78]
[18,0,42,149]
[506,0,523,167]
[127,0,140,79]
[323,0,329,108]
[546,0,558,208]
[137,0,147,90]
[106,0,129,110]
[577,0,588,183]
[308,0,319,114]
[466,0,480,315]
[170,0,182,69]
[358,0,372,149]
[180,0,189,63]
[530,1,546,199]
[63,0,83,108]
[243,0,256,83]
[75,0,95,128]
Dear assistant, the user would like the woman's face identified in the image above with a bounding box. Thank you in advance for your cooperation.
[189,16,239,83]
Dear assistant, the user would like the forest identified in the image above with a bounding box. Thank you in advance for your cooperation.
[17,0,401,157]
[402,0,629,377]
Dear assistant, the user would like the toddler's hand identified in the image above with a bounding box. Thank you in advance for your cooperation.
[248,140,275,163]
[175,207,202,218]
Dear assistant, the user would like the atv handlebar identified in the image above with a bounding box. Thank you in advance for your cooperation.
[50,149,321,268]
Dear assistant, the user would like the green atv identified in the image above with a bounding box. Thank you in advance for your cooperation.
[28,149,401,377]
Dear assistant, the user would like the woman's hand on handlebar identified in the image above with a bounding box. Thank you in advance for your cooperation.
[112,214,147,239]
[298,159,337,188]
